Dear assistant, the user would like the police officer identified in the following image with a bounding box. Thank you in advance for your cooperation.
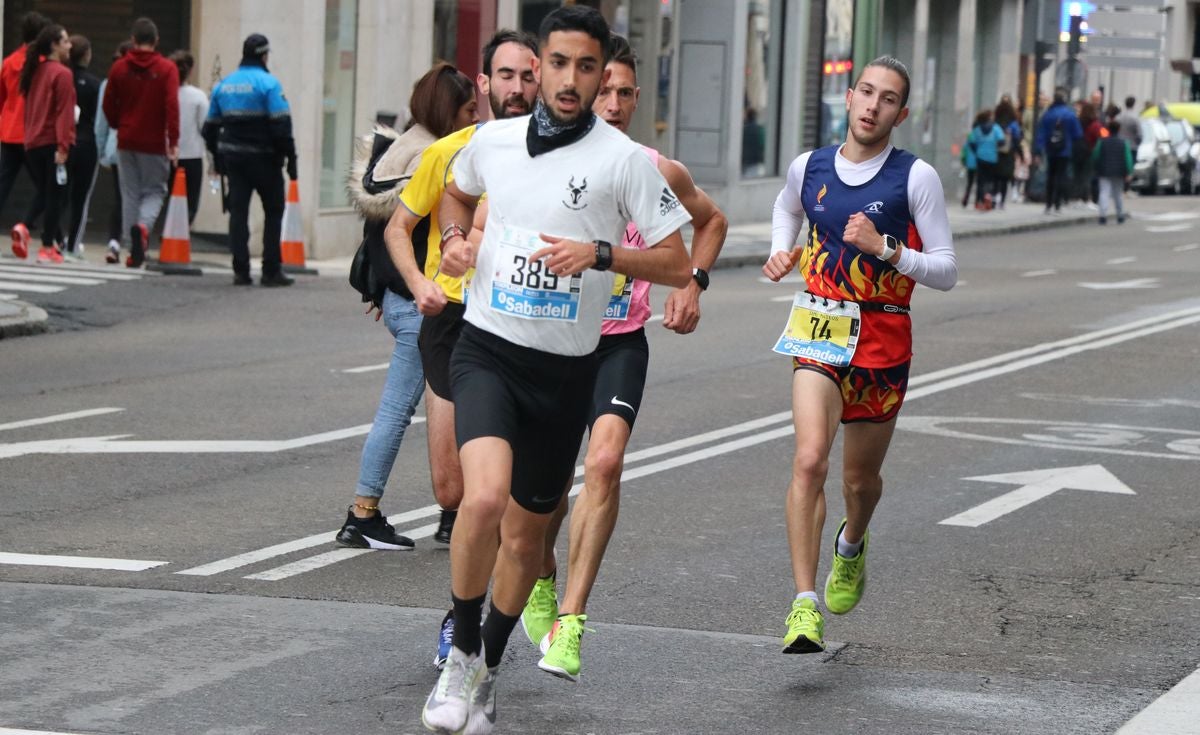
[203,33,296,287]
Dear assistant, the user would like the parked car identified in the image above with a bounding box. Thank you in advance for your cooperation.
[1161,117,1200,194]
[1130,118,1180,194]
[1143,102,1200,127]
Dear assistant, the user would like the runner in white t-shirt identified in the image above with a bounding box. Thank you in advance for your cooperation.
[520,34,728,683]
[421,9,692,735]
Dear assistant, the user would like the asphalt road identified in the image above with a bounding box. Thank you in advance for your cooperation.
[2,199,1199,735]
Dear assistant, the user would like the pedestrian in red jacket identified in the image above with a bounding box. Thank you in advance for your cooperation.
[102,17,179,268]
[1,11,50,250]
[13,24,75,263]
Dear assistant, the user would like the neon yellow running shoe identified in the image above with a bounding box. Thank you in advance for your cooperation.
[824,519,869,615]
[537,613,590,682]
[781,597,825,653]
[520,575,558,647]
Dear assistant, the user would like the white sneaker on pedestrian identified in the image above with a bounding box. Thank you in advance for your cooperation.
[422,645,484,734]
[105,239,120,265]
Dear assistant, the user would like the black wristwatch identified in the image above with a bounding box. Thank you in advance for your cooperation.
[691,267,710,291]
[592,240,613,271]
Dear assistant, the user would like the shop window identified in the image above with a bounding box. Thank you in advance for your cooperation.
[819,0,855,148]
[434,0,498,81]
[320,0,357,208]
[743,0,784,178]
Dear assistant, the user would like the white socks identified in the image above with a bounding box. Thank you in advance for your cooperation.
[836,528,863,558]
[795,591,819,605]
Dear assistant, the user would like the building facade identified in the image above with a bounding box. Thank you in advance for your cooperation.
[4,0,1199,258]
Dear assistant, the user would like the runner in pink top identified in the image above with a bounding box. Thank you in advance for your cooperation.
[600,145,658,336]
[520,34,729,682]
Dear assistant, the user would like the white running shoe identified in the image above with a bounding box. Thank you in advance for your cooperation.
[422,645,484,734]
[464,666,498,735]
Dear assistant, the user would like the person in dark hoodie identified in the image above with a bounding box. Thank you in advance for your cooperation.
[102,17,179,268]
[17,24,75,263]
[1035,88,1083,215]
[1091,119,1133,225]
[202,33,297,287]
[62,34,101,260]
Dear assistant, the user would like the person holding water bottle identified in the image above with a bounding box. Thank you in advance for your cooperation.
[15,24,75,263]
[763,56,957,655]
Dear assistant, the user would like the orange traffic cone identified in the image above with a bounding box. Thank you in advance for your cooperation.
[281,179,317,275]
[148,167,202,275]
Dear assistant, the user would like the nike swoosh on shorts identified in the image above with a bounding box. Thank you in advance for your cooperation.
[610,396,635,413]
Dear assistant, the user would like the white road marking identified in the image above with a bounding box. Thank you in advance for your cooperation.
[0,280,63,293]
[1105,256,1137,265]
[0,420,422,459]
[0,271,105,285]
[0,408,124,433]
[1140,211,1200,222]
[342,363,389,373]
[0,263,145,280]
[758,274,806,284]
[1145,224,1193,233]
[1116,665,1200,734]
[0,729,88,735]
[1078,278,1159,290]
[0,552,167,571]
[1021,269,1057,277]
[939,465,1135,527]
[898,417,1200,462]
[243,548,373,581]
[770,295,794,302]
[0,293,17,300]
[1173,243,1200,252]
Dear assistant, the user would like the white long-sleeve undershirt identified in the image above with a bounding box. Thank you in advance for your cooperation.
[770,145,958,292]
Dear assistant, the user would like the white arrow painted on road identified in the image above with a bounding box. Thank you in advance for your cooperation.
[1078,278,1159,290]
[939,464,1135,528]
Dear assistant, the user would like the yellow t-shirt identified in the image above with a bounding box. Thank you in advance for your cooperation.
[398,124,479,303]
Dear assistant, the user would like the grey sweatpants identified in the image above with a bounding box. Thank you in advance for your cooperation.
[116,149,170,245]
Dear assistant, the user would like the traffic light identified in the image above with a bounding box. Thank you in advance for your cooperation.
[1067,14,1083,60]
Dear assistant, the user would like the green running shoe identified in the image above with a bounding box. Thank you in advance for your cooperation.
[537,613,589,682]
[781,597,825,653]
[520,575,558,647]
[824,519,869,615]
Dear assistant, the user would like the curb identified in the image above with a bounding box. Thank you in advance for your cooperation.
[710,211,1094,272]
[0,300,49,339]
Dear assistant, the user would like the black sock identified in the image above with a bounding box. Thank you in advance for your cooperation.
[480,601,520,669]
[451,593,485,656]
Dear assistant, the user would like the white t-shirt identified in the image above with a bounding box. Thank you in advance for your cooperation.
[452,116,692,355]
[178,84,210,160]
[771,144,957,291]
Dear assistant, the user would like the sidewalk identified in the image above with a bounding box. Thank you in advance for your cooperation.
[0,200,1093,339]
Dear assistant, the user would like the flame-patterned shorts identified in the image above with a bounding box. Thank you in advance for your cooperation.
[792,357,910,424]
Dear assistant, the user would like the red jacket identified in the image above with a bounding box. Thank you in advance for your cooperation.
[0,46,28,145]
[23,59,75,154]
[102,48,179,155]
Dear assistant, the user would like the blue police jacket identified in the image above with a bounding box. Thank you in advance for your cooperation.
[203,61,295,161]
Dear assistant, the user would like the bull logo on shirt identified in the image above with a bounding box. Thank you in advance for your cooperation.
[563,176,589,210]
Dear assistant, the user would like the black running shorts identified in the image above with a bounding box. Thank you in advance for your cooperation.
[449,323,598,514]
[589,328,649,429]
[418,301,467,401]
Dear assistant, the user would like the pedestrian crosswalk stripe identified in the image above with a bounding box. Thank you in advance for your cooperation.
[0,263,146,280]
[0,271,105,285]
[0,280,63,293]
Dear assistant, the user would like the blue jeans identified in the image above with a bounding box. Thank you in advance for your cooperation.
[356,290,425,498]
